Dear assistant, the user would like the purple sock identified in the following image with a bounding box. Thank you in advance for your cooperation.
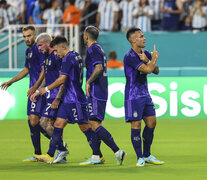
[47,127,64,157]
[131,129,143,159]
[28,120,41,155]
[83,128,102,156]
[36,122,51,139]
[95,126,119,153]
[142,126,154,157]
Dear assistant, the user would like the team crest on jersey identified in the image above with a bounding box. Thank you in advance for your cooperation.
[27,52,33,59]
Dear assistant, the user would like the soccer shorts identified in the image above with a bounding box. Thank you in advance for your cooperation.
[87,97,106,121]
[41,98,60,120]
[27,95,46,117]
[125,96,155,122]
[56,102,88,124]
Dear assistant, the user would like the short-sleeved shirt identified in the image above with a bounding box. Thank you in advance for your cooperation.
[98,0,119,31]
[124,48,152,100]
[61,51,86,104]
[85,43,108,101]
[24,43,44,88]
[44,51,62,100]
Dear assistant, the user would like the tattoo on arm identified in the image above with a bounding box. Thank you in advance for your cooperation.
[87,64,103,84]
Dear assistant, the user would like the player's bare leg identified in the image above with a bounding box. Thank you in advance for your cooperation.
[40,117,54,137]
[143,115,164,165]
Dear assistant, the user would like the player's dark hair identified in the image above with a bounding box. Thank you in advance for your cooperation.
[69,0,75,5]
[50,35,68,47]
[108,51,117,59]
[22,25,36,32]
[126,27,141,41]
[84,25,99,40]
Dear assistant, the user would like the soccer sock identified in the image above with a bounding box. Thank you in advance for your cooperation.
[36,121,51,139]
[95,126,119,153]
[47,127,64,157]
[142,126,155,157]
[28,120,41,155]
[131,128,143,159]
[83,128,101,156]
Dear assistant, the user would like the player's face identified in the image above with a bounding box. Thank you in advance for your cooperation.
[133,31,146,48]
[23,30,36,47]
[37,41,49,54]
[53,44,64,58]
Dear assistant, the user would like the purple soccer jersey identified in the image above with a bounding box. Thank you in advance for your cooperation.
[60,51,86,104]
[24,43,44,88]
[124,48,152,100]
[44,51,62,100]
[85,43,108,101]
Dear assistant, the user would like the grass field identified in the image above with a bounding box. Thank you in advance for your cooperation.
[0,119,207,180]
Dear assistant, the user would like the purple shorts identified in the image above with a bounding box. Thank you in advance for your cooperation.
[57,102,88,124]
[125,96,155,122]
[41,98,60,120]
[27,95,46,116]
[87,97,106,121]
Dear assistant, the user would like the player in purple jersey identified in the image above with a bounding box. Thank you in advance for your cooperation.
[80,25,126,166]
[30,33,68,163]
[124,27,164,167]
[0,25,50,162]
[33,36,103,164]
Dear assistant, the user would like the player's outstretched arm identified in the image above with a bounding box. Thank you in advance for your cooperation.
[0,67,29,90]
[85,63,103,97]
[51,84,64,109]
[39,74,67,96]
[27,65,45,97]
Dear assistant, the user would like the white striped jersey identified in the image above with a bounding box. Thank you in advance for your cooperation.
[0,8,9,28]
[75,0,85,10]
[149,0,162,20]
[133,6,153,32]
[43,7,63,35]
[192,6,207,29]
[98,0,119,31]
[119,0,138,28]
[6,5,18,24]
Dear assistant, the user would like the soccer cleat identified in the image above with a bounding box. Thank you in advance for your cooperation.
[144,155,164,165]
[100,156,105,164]
[58,157,67,164]
[116,150,126,165]
[136,157,145,167]
[23,155,38,162]
[53,150,69,164]
[79,158,101,165]
[33,154,54,164]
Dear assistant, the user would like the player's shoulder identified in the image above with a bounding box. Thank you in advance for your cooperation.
[124,49,136,59]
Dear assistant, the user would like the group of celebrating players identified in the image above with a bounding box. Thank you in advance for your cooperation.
[0,25,164,167]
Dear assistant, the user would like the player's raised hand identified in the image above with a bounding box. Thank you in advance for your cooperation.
[30,91,39,102]
[39,87,47,95]
[27,86,37,97]
[51,98,60,109]
[85,82,91,97]
[0,81,12,90]
[138,49,149,64]
[151,45,159,60]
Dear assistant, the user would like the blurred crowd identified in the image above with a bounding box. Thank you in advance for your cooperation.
[0,0,207,33]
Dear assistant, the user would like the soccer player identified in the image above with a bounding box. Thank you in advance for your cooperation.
[124,27,164,167]
[80,25,126,165]
[0,25,48,161]
[33,36,102,164]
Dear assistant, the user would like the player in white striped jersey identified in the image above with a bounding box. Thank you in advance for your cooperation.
[133,0,153,32]
[119,0,138,32]
[43,0,63,36]
[96,0,119,31]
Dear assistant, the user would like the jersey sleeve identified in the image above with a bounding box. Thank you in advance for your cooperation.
[125,54,143,70]
[61,56,73,76]
[144,50,152,61]
[113,1,119,12]
[89,47,103,66]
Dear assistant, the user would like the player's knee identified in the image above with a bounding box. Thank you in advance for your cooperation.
[29,118,39,127]
[131,121,141,129]
[54,118,66,128]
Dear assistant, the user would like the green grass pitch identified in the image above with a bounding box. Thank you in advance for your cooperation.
[0,119,207,180]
